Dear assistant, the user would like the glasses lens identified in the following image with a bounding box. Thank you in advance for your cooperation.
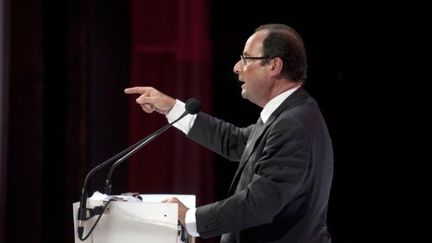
[240,55,246,65]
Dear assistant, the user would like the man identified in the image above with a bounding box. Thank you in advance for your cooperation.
[125,23,334,243]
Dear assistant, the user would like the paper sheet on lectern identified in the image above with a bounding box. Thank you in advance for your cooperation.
[139,194,196,208]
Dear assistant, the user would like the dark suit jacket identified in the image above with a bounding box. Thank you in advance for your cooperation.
[187,88,334,243]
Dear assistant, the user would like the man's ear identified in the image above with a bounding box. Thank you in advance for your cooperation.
[269,57,283,75]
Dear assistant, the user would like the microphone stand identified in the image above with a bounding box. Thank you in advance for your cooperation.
[77,129,164,239]
[103,110,188,195]
[104,97,201,195]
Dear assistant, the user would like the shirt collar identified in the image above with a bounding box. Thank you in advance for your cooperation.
[260,85,301,124]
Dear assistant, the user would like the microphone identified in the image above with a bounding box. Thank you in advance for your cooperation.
[77,97,201,239]
[103,97,201,195]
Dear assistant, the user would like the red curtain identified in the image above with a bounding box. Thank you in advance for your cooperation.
[129,0,215,208]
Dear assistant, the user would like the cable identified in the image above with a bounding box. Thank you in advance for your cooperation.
[78,199,115,241]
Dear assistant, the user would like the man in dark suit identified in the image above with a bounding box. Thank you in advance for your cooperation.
[125,23,334,243]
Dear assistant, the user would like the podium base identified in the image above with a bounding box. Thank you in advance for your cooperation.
[72,193,196,243]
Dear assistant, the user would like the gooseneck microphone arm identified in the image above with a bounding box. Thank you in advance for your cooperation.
[104,97,202,195]
[77,125,169,239]
[103,111,187,195]
[77,138,147,237]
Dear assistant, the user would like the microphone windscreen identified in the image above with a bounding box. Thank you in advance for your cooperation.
[185,98,201,115]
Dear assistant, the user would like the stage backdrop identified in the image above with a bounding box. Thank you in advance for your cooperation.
[128,0,215,212]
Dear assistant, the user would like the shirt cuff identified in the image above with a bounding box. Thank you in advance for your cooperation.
[185,208,200,237]
[165,99,197,135]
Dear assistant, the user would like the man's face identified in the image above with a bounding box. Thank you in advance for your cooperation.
[233,30,272,108]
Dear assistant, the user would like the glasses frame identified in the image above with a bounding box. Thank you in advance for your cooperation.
[240,54,269,65]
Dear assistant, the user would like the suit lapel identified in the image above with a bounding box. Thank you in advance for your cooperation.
[227,87,309,195]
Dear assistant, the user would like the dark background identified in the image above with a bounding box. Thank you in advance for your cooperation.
[1,0,431,243]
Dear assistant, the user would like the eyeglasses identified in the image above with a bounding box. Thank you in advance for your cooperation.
[240,54,269,65]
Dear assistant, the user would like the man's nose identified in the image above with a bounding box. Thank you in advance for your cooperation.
[233,60,241,74]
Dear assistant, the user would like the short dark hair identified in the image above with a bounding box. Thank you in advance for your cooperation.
[256,24,308,82]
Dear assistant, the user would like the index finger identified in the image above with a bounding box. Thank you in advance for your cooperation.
[124,86,150,94]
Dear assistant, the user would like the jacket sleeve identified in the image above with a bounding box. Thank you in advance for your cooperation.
[187,112,253,162]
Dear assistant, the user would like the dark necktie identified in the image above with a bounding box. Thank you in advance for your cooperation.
[250,117,263,138]
[256,117,263,127]
[228,117,265,194]
[241,117,264,160]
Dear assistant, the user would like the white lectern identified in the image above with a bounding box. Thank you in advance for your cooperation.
[73,194,195,243]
